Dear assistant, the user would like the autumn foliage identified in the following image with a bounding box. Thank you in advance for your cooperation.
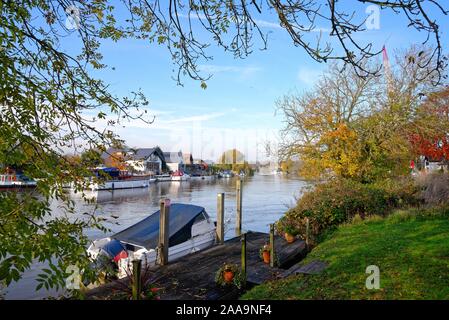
[410,87,449,161]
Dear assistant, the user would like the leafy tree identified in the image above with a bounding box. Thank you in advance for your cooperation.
[277,47,447,182]
[1,0,448,296]
[218,149,245,165]
[410,87,449,166]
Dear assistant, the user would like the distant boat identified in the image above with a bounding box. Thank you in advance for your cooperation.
[0,174,37,188]
[85,167,156,191]
[221,170,233,178]
[155,174,172,182]
[87,203,216,279]
[171,170,190,181]
[88,178,151,191]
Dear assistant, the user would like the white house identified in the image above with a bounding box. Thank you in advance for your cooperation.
[163,151,184,172]
[126,147,166,174]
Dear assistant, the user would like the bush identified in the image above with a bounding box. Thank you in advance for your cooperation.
[416,172,449,205]
[278,178,419,245]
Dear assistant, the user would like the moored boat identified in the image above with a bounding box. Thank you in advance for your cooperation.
[88,178,151,191]
[87,203,216,278]
[221,170,234,178]
[171,170,190,181]
[155,174,172,182]
[0,174,37,188]
[85,167,155,191]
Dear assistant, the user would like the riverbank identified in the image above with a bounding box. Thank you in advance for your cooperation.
[242,206,449,299]
[1,175,307,299]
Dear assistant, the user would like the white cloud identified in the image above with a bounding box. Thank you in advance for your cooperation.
[179,13,330,33]
[198,64,261,77]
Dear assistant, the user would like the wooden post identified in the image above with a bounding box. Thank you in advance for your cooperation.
[236,179,242,235]
[269,224,275,268]
[241,233,247,288]
[216,193,225,245]
[132,259,142,300]
[305,217,310,248]
[158,199,170,265]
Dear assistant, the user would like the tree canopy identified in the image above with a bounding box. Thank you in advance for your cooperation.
[1,0,448,295]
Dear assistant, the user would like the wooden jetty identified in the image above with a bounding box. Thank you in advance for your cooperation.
[86,181,309,300]
[86,231,307,300]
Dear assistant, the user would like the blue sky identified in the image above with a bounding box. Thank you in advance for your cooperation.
[61,2,449,162]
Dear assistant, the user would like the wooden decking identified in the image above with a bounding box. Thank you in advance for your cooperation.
[86,231,308,300]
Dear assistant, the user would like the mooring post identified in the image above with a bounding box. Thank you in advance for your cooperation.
[241,232,247,288]
[305,217,310,249]
[269,224,275,268]
[216,193,225,245]
[158,198,170,265]
[236,178,242,236]
[132,259,142,300]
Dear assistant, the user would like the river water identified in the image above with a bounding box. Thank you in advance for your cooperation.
[2,174,308,299]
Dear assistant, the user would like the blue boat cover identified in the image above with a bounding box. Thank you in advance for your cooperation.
[112,203,206,249]
[102,239,126,258]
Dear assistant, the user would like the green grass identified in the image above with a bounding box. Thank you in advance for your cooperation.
[242,207,449,300]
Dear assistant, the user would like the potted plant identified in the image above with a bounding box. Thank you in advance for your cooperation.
[259,244,271,264]
[215,263,243,288]
[283,225,299,243]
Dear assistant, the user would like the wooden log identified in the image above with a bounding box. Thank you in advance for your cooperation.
[236,179,242,235]
[269,224,275,267]
[241,233,247,288]
[132,259,142,300]
[158,199,170,265]
[216,193,225,244]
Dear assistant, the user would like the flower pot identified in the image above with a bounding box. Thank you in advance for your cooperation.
[284,232,296,243]
[223,270,234,283]
[262,251,270,264]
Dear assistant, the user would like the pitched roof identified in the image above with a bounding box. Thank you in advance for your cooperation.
[163,151,183,163]
[101,147,165,162]
[100,147,131,160]
[133,148,157,160]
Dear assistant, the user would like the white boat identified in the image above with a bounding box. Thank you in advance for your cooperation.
[87,204,216,279]
[88,178,151,191]
[221,170,234,178]
[155,174,172,182]
[171,171,191,181]
[0,174,37,188]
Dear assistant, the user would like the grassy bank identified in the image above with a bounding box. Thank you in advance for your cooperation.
[243,207,449,299]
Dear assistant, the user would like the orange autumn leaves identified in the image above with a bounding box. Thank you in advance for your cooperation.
[300,123,363,179]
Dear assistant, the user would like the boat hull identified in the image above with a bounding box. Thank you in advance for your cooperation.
[88,179,150,191]
[117,231,215,278]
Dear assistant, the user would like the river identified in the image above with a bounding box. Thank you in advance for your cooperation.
[2,174,308,299]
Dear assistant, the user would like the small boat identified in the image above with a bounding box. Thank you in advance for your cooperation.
[88,179,151,191]
[87,203,216,278]
[0,174,37,188]
[86,167,154,191]
[171,170,190,181]
[155,174,172,182]
[221,170,234,178]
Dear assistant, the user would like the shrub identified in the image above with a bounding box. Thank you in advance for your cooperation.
[279,178,419,245]
[416,172,449,205]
